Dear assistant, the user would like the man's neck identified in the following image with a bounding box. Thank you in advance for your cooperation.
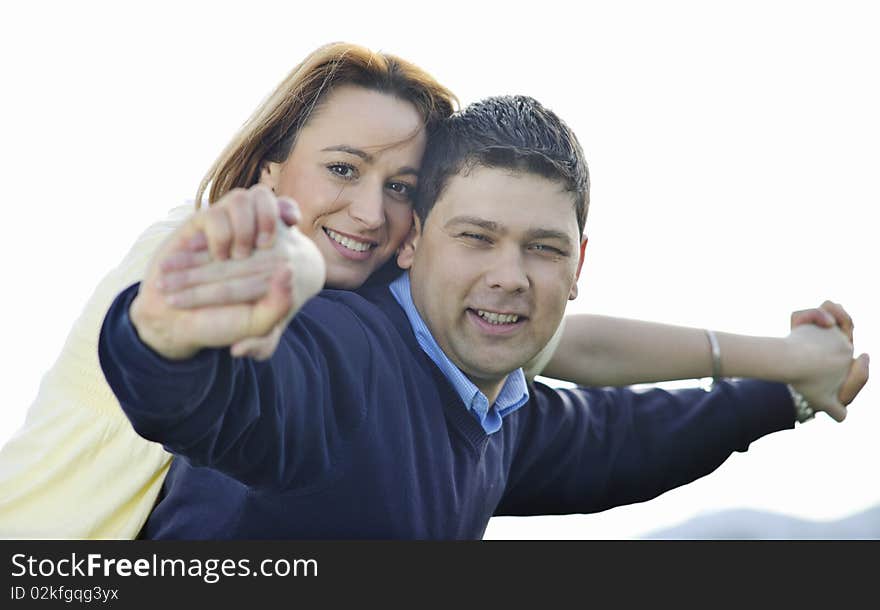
[388,272,527,414]
[471,377,508,406]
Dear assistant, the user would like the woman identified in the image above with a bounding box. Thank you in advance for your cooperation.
[0,42,853,539]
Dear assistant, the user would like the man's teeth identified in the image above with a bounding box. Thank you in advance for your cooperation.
[325,229,372,252]
[476,310,520,325]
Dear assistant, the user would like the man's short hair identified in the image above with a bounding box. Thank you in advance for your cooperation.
[416,95,590,235]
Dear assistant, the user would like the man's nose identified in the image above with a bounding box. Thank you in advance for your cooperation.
[347,182,385,231]
[483,246,529,293]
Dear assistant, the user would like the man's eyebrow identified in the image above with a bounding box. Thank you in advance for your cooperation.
[444,216,502,232]
[446,217,575,248]
[524,228,575,249]
[321,145,419,177]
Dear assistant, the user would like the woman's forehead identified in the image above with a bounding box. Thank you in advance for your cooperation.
[302,85,426,152]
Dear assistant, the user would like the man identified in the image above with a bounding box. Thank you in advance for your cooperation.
[99,96,867,539]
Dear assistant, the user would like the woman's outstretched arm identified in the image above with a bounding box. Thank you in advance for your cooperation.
[535,303,859,389]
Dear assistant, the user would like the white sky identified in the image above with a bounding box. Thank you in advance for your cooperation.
[0,0,877,539]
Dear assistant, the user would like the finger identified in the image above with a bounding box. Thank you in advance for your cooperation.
[252,185,280,249]
[278,197,301,228]
[202,205,234,261]
[838,353,870,406]
[184,231,208,252]
[226,192,258,260]
[821,301,854,343]
[791,308,835,330]
[247,266,295,335]
[822,400,847,423]
[159,249,213,274]
[231,324,284,360]
[165,272,274,309]
[160,255,281,293]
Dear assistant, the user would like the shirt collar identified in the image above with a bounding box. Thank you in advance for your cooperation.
[389,272,529,434]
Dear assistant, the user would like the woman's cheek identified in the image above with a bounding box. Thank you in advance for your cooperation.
[388,207,415,243]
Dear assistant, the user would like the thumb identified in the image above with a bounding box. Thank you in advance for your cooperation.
[230,324,285,360]
[278,197,301,227]
[230,336,273,360]
[838,353,870,406]
[821,399,847,423]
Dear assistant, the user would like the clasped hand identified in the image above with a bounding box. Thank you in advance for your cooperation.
[786,302,869,422]
[129,185,325,360]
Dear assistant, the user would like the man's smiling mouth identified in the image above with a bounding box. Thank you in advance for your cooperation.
[475,309,521,325]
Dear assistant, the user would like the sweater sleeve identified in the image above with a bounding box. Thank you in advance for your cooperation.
[98,284,373,492]
[495,379,795,516]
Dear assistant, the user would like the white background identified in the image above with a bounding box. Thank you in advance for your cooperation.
[0,0,876,538]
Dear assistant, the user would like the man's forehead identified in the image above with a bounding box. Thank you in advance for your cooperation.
[433,166,580,236]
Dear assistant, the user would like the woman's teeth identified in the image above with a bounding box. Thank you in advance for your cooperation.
[325,229,373,252]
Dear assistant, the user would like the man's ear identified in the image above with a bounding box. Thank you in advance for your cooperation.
[396,213,422,270]
[259,162,281,192]
[569,235,588,300]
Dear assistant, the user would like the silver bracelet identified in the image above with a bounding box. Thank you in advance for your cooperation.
[704,329,723,391]
[787,384,816,424]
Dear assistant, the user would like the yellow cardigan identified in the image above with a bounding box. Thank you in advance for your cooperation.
[0,205,193,539]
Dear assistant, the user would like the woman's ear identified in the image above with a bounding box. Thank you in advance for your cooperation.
[259,162,280,193]
[396,213,422,270]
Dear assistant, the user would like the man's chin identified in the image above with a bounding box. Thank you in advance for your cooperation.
[460,354,531,382]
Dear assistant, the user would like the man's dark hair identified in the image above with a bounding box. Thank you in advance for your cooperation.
[415,95,590,235]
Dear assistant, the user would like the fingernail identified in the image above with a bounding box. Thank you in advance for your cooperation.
[257,232,271,248]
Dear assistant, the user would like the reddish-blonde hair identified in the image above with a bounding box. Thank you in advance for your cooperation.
[196,42,457,206]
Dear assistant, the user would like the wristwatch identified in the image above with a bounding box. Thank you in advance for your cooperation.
[787,384,815,424]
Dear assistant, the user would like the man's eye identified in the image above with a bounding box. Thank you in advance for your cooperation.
[531,244,565,256]
[327,163,357,179]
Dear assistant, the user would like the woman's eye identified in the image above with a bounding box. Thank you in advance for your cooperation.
[327,163,357,179]
[461,232,491,243]
[387,182,413,199]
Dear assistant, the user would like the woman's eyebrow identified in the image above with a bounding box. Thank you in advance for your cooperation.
[321,145,372,161]
[321,145,419,177]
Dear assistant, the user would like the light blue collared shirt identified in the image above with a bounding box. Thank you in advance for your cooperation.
[389,272,529,435]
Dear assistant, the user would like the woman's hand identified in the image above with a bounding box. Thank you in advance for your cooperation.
[129,185,325,360]
[787,301,869,421]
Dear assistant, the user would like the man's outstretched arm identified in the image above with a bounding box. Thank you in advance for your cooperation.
[498,316,868,516]
[97,186,367,491]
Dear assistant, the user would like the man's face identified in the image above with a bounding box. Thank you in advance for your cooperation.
[399,166,585,396]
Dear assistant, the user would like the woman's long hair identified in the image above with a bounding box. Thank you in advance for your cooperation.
[196,42,457,206]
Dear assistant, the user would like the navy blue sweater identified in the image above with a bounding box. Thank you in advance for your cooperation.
[98,283,795,539]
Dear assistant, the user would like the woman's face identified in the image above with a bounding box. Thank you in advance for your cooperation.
[260,85,427,289]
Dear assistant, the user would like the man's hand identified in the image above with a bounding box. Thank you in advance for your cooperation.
[129,185,325,360]
[787,301,869,422]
